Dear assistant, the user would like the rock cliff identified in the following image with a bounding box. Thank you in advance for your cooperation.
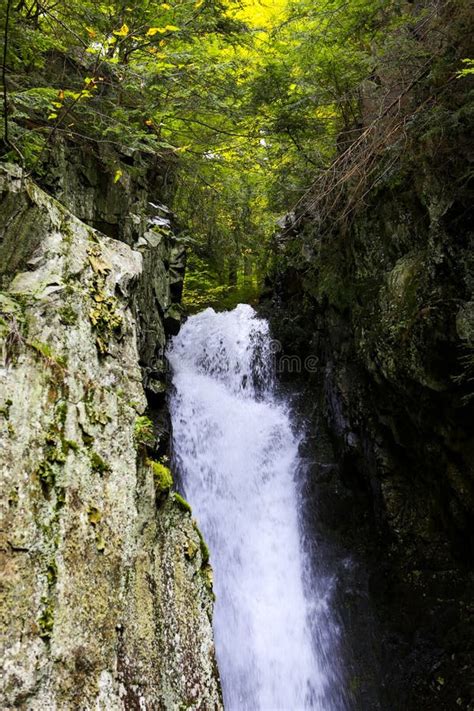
[0,163,222,709]
[264,58,474,709]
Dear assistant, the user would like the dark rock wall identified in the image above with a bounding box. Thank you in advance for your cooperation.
[264,66,474,711]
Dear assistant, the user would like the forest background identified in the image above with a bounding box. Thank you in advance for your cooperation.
[1,0,472,309]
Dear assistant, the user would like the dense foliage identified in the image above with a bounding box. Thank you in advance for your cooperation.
[1,0,472,307]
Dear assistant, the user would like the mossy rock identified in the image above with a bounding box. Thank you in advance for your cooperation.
[89,451,110,474]
[87,506,102,525]
[194,523,210,565]
[58,305,78,325]
[28,339,68,369]
[173,492,192,513]
[38,597,54,640]
[134,416,155,446]
[0,399,13,419]
[148,459,173,495]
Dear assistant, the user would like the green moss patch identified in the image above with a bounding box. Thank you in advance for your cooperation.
[134,416,155,446]
[89,451,111,475]
[38,597,54,640]
[194,523,210,565]
[58,305,78,325]
[173,492,192,513]
[148,459,173,494]
[29,339,68,369]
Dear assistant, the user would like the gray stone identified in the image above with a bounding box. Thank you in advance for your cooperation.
[0,167,221,710]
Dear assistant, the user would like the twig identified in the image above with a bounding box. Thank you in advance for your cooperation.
[1,0,24,165]
[2,0,12,144]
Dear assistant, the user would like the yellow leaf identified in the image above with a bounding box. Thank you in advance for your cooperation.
[195,0,204,7]
[113,23,129,37]
[146,24,179,35]
[47,113,58,120]
[114,169,123,183]
[85,26,96,38]
[161,3,171,8]
[146,27,165,36]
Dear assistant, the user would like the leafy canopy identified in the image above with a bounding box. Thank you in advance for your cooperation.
[2,0,468,306]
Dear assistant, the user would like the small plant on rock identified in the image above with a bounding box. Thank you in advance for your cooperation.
[134,415,155,447]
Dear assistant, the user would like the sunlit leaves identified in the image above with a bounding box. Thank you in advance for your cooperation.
[146,25,179,36]
[457,58,474,78]
[2,0,422,288]
[113,23,129,36]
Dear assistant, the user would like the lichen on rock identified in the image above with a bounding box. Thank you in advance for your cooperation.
[0,164,221,710]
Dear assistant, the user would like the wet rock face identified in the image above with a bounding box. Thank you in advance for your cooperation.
[264,110,474,706]
[0,165,221,710]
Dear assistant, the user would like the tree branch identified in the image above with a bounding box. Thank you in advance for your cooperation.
[2,0,12,145]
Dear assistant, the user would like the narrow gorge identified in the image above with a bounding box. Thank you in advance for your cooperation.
[1,0,473,709]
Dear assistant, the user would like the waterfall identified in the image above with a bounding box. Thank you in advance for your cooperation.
[167,304,347,710]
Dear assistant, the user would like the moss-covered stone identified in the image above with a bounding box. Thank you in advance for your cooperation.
[0,399,13,419]
[87,506,102,525]
[37,598,55,640]
[89,451,111,475]
[194,522,210,565]
[134,416,155,447]
[0,163,220,711]
[29,339,68,371]
[173,492,192,514]
[148,459,173,494]
[58,305,78,325]
[84,387,111,426]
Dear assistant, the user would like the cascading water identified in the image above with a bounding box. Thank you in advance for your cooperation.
[167,304,347,710]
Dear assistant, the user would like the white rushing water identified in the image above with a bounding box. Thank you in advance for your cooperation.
[168,304,344,711]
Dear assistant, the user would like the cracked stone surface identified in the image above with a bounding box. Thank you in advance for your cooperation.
[0,165,222,710]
